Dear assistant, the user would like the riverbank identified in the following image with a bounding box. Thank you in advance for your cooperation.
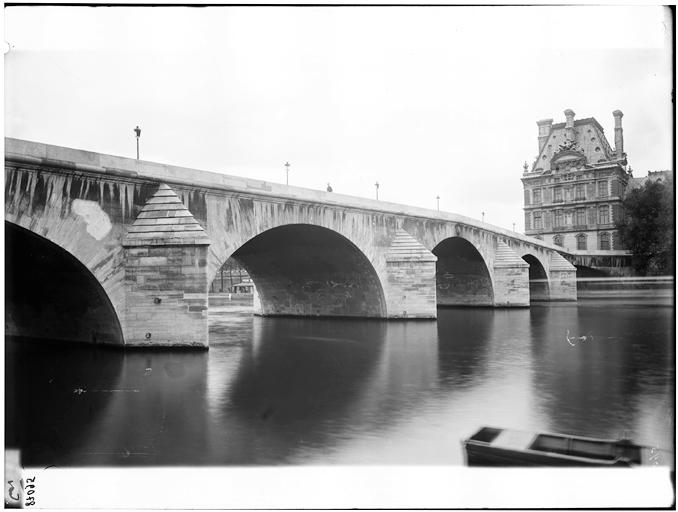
[576,276,674,300]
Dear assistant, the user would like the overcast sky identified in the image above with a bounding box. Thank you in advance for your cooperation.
[4,5,673,232]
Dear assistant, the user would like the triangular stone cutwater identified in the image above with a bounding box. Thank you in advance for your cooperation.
[386,228,436,262]
[549,250,576,271]
[122,183,211,246]
[494,240,529,268]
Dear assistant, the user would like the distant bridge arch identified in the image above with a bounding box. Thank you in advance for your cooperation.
[432,236,494,306]
[520,253,550,301]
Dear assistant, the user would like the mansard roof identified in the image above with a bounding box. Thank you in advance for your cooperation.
[550,117,605,132]
[531,116,618,174]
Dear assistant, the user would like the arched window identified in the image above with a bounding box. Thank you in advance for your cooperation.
[576,233,587,250]
[599,232,611,250]
[553,234,563,247]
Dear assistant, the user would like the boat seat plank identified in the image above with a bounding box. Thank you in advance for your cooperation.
[492,430,537,450]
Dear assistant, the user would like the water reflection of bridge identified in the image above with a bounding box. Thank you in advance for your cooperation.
[7,300,673,467]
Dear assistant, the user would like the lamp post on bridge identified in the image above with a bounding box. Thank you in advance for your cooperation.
[375,181,379,200]
[482,211,485,222]
[134,126,141,160]
[436,195,440,211]
[284,162,290,185]
[513,222,516,232]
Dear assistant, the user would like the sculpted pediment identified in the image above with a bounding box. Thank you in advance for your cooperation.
[552,151,582,163]
[550,146,587,171]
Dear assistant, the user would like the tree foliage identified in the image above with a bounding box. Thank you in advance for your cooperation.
[616,176,674,275]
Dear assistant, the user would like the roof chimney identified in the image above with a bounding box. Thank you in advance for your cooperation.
[564,109,575,142]
[613,110,624,159]
[536,118,553,153]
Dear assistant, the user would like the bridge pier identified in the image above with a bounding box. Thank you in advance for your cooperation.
[548,252,578,301]
[492,241,530,307]
[121,184,211,347]
[384,229,437,318]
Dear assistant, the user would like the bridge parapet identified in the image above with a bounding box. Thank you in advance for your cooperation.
[5,137,575,258]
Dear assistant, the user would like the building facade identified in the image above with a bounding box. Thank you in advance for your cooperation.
[209,257,251,293]
[522,109,632,253]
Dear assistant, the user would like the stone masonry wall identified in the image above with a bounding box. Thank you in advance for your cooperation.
[123,245,209,347]
[385,260,437,318]
[436,257,494,306]
[548,269,578,301]
[492,266,530,307]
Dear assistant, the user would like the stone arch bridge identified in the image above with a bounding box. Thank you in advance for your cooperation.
[5,138,576,348]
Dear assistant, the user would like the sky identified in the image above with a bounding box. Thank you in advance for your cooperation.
[4,5,673,232]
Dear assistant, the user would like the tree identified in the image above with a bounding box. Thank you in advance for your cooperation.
[616,176,674,275]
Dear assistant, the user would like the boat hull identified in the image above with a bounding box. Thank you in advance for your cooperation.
[465,441,635,467]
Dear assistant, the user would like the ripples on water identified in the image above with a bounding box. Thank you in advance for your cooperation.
[6,297,674,467]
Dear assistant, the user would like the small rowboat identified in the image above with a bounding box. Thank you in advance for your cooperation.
[463,426,660,467]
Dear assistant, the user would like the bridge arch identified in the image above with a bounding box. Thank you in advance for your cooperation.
[432,236,494,306]
[6,221,124,345]
[521,253,550,301]
[223,224,387,317]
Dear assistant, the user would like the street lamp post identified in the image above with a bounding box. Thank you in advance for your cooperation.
[134,126,141,160]
[512,222,516,232]
[436,195,440,211]
[375,181,379,200]
[284,162,290,185]
[482,211,485,223]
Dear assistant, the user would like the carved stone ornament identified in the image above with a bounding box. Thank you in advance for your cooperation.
[551,143,587,172]
[557,139,582,153]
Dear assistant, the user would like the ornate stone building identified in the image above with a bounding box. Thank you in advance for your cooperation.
[522,109,632,253]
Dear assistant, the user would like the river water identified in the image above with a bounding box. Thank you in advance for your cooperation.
[6,297,674,467]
